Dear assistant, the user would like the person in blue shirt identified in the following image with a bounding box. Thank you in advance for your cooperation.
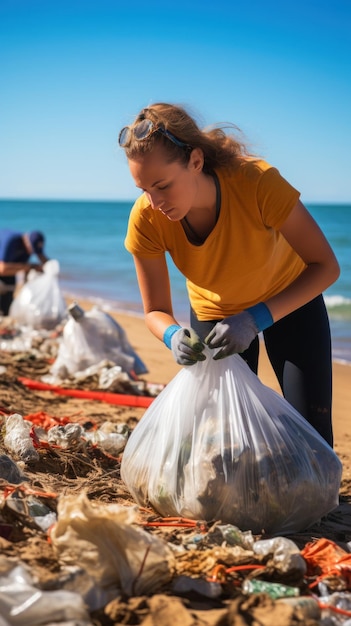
[0,230,48,315]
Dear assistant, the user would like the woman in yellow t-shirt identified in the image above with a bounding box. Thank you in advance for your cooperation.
[119,103,339,446]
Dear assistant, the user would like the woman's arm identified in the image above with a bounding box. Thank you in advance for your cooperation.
[266,200,340,321]
[133,254,181,341]
[0,261,43,276]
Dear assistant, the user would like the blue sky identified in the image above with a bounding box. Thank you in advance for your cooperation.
[1,0,350,202]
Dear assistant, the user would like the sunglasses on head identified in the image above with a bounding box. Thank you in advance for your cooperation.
[118,118,191,150]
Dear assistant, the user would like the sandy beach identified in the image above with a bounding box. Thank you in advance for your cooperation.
[0,296,350,625]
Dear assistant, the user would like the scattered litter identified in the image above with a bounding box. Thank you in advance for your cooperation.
[0,311,350,626]
[45,420,130,457]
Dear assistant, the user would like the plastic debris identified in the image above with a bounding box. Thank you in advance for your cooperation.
[209,524,255,551]
[0,454,26,484]
[0,557,91,625]
[3,414,39,462]
[276,596,321,620]
[242,578,300,599]
[50,492,175,597]
[171,574,222,598]
[253,537,307,576]
[2,489,57,533]
[47,423,84,449]
[83,421,129,456]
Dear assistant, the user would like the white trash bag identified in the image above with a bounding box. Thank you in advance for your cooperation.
[9,259,67,330]
[121,350,342,535]
[50,303,148,379]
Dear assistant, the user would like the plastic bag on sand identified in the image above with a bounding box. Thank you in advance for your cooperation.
[9,259,67,330]
[50,492,175,596]
[50,304,148,379]
[121,350,342,535]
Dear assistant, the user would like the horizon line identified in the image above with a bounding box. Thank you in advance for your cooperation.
[1,196,351,206]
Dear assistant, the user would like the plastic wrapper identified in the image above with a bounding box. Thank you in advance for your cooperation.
[50,304,147,379]
[9,259,67,330]
[121,350,342,535]
[50,492,175,596]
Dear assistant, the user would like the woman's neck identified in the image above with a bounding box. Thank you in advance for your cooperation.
[182,173,220,245]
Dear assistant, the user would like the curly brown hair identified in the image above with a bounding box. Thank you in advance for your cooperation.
[119,102,253,173]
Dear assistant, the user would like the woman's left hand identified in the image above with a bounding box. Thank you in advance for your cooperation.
[205,312,258,359]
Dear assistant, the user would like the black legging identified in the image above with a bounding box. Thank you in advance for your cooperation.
[0,291,14,316]
[190,295,333,447]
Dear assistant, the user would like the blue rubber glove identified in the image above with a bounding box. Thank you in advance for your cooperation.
[163,325,206,366]
[205,303,273,360]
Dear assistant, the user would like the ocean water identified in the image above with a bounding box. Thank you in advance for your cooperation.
[1,199,351,364]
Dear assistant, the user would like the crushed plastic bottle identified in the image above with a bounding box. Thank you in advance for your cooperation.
[253,536,307,576]
[83,422,129,456]
[213,524,255,550]
[48,423,84,449]
[4,414,39,462]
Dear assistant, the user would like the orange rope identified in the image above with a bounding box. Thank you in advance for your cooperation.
[141,516,208,531]
[3,484,58,499]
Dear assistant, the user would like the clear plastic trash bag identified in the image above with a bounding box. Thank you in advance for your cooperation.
[9,259,67,330]
[50,304,147,379]
[121,350,342,535]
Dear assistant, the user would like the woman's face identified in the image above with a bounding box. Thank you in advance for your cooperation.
[128,145,204,221]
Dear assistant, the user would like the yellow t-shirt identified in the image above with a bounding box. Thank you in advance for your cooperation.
[124,159,306,320]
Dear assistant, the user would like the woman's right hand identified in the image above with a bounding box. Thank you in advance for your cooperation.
[171,327,206,365]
